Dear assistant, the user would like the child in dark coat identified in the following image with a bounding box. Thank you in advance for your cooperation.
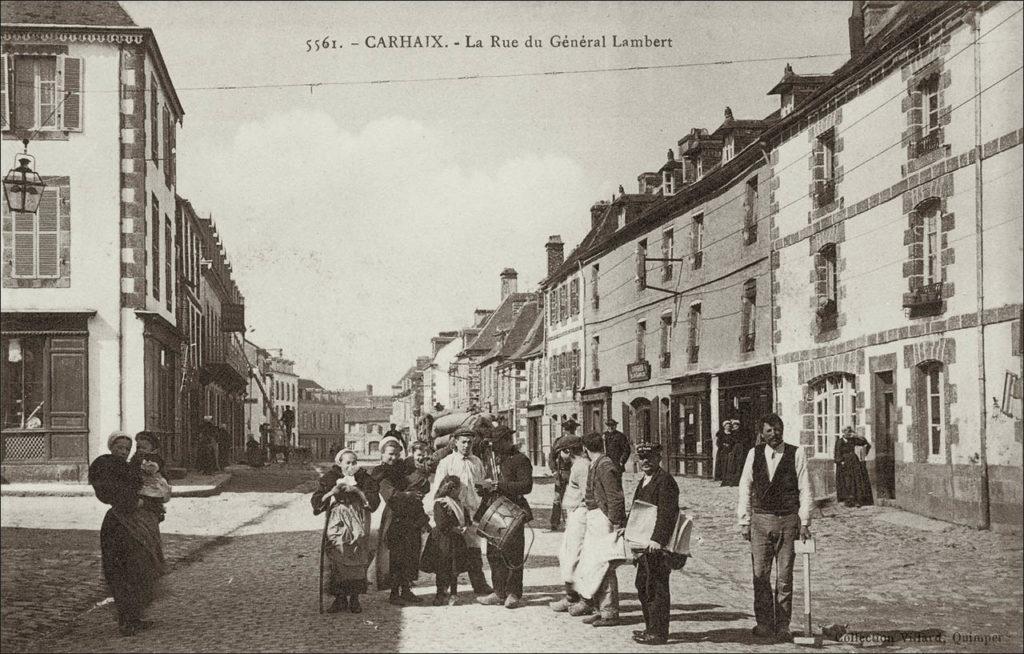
[420,475,470,606]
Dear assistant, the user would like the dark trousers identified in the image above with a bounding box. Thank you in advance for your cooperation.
[463,546,490,591]
[550,476,568,529]
[636,551,672,639]
[750,513,799,634]
[436,567,458,596]
[486,525,525,598]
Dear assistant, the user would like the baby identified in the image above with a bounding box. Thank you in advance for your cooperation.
[134,432,171,518]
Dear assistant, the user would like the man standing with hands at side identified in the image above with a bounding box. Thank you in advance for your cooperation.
[601,418,632,473]
[737,413,814,643]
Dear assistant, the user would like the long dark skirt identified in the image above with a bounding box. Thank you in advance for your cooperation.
[100,508,165,624]
[387,525,423,586]
[836,457,874,506]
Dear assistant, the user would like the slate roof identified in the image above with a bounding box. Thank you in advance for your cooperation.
[1,0,136,26]
[463,292,536,354]
[481,300,540,365]
[511,308,545,361]
[298,378,324,390]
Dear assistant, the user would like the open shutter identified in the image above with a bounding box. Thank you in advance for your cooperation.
[1,54,9,131]
[36,188,60,278]
[49,337,88,430]
[59,56,82,131]
[651,395,661,446]
[13,212,36,277]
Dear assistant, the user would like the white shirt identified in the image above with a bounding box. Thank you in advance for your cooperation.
[434,451,486,514]
[736,442,814,528]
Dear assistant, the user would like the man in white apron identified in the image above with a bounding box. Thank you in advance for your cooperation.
[571,431,626,626]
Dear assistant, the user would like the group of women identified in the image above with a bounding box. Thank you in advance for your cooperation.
[88,431,171,636]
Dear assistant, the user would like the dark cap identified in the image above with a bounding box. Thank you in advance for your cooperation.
[551,433,582,454]
[636,441,662,457]
[604,417,618,427]
[452,428,476,439]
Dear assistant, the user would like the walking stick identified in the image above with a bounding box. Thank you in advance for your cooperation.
[318,499,331,614]
[793,538,822,647]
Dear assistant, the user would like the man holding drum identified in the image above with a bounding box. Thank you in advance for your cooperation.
[476,431,533,609]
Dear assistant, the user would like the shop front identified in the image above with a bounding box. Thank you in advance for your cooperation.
[717,364,774,446]
[669,374,711,477]
[580,386,610,436]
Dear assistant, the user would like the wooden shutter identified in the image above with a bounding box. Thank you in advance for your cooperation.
[60,56,82,131]
[151,79,159,163]
[621,402,630,441]
[36,188,60,278]
[169,115,176,186]
[569,278,579,316]
[13,212,35,277]
[12,57,34,130]
[49,337,88,429]
[163,107,172,187]
[1,54,9,131]
[651,395,661,445]
[165,216,173,310]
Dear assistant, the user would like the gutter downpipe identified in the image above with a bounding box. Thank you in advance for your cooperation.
[117,44,127,433]
[970,8,991,530]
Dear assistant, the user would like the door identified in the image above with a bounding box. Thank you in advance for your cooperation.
[873,371,896,499]
[681,396,699,475]
[583,400,604,436]
[527,416,542,466]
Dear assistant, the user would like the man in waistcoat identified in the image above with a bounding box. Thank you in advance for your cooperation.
[736,413,813,643]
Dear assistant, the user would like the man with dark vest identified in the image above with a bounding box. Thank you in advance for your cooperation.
[736,413,813,643]
[602,418,631,473]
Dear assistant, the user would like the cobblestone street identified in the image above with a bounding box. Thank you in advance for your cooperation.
[3,468,1020,653]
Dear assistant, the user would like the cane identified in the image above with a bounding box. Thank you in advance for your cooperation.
[318,499,332,614]
[792,537,822,647]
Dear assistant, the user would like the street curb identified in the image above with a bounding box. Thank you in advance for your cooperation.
[0,471,233,498]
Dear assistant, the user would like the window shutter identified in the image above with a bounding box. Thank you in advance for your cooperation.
[1,54,9,131]
[651,395,661,445]
[165,216,173,310]
[168,116,176,186]
[50,337,88,429]
[13,57,35,131]
[163,107,171,187]
[13,212,35,277]
[60,56,83,131]
[151,79,159,163]
[570,278,579,316]
[37,188,60,278]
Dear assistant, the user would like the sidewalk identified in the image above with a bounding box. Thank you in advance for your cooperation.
[0,470,232,498]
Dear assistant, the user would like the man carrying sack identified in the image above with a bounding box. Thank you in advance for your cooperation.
[736,413,814,643]
[570,431,626,626]
[629,441,680,646]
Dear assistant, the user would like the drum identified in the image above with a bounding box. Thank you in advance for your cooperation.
[476,495,527,552]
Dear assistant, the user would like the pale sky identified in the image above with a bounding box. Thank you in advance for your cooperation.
[120,1,852,392]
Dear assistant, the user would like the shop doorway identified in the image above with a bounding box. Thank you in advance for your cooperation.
[872,371,896,499]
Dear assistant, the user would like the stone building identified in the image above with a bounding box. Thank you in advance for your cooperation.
[297,379,345,460]
[342,407,391,460]
[1,1,184,480]
[767,0,1022,529]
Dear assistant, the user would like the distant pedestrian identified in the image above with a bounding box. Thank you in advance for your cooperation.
[549,434,590,613]
[421,475,471,606]
[548,436,575,531]
[384,423,406,450]
[245,436,264,468]
[197,416,219,474]
[834,426,873,507]
[737,414,814,643]
[713,419,734,482]
[725,419,752,486]
[88,431,165,636]
[601,418,632,473]
[217,422,232,469]
[313,449,381,614]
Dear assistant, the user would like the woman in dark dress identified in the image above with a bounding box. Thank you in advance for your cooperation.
[420,475,471,606]
[373,439,430,604]
[726,419,754,486]
[835,426,874,507]
[312,449,381,614]
[88,431,166,636]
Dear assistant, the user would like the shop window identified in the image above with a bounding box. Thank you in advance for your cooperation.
[812,374,856,458]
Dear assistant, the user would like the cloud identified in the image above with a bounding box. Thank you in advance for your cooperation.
[178,109,588,391]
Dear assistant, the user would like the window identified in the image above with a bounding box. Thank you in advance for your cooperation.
[722,135,735,163]
[744,176,758,244]
[591,336,600,383]
[591,264,600,310]
[691,214,704,269]
[151,78,160,164]
[559,284,568,322]
[368,441,379,456]
[812,374,856,457]
[571,346,580,390]
[165,216,173,311]
[696,158,704,178]
[816,130,837,207]
[636,239,648,290]
[922,363,944,458]
[688,303,701,363]
[548,289,557,326]
[921,75,940,136]
[636,320,647,362]
[617,207,626,230]
[11,187,60,279]
[922,201,940,286]
[742,279,757,352]
[661,228,674,281]
[163,106,175,188]
[663,170,675,196]
[151,196,161,301]
[569,278,579,316]
[3,54,82,131]
[816,243,838,331]
[659,313,672,368]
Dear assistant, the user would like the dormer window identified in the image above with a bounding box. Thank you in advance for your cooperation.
[663,171,675,196]
[618,207,626,230]
[696,158,704,178]
[722,135,735,163]
[782,92,795,117]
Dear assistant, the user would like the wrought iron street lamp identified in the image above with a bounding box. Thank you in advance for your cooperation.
[3,140,46,214]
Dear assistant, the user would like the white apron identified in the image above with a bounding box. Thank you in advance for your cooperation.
[573,508,627,599]
[559,505,588,583]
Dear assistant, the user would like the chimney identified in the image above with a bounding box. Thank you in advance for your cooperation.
[590,202,609,230]
[473,309,493,327]
[849,0,865,56]
[545,236,565,276]
[500,268,519,301]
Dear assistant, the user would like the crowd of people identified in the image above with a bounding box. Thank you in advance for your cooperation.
[87,408,872,645]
